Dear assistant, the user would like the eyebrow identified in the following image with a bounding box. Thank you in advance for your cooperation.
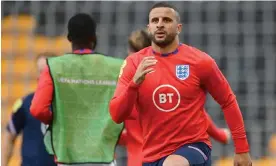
[150,16,173,21]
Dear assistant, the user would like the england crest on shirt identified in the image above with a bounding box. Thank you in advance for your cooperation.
[176,65,189,80]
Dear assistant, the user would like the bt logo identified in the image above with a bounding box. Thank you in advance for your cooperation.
[152,84,180,112]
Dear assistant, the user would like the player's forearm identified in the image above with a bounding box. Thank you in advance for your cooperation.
[30,66,53,124]
[109,81,139,124]
[222,97,249,153]
[30,105,52,124]
[2,132,16,166]
[30,86,53,124]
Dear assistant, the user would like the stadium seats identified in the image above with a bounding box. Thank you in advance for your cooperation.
[255,157,276,166]
[1,34,32,55]
[33,36,54,55]
[2,59,36,75]
[1,1,275,164]
[52,36,71,55]
[1,16,69,124]
[2,80,37,104]
[1,35,70,57]
[214,157,233,166]
[268,134,276,157]
[1,34,54,57]
[1,15,56,56]
[214,157,260,166]
[2,15,36,34]
[253,134,276,165]
[1,35,13,55]
[1,15,67,166]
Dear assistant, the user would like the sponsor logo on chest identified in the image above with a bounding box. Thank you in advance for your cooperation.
[152,84,180,112]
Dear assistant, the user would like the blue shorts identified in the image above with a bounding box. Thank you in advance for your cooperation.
[143,142,211,166]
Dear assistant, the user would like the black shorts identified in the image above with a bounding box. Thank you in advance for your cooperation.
[143,142,211,166]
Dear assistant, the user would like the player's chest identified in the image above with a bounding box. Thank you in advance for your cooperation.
[137,57,201,108]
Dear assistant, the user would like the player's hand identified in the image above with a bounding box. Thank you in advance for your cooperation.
[222,128,231,144]
[234,152,252,166]
[133,56,157,85]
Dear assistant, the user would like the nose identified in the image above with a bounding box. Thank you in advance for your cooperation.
[156,19,164,29]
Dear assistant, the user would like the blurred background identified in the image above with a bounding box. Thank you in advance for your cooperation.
[1,1,276,166]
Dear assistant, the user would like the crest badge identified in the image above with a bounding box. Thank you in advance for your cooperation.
[176,65,189,80]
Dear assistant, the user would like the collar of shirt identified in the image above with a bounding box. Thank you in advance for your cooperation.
[73,49,94,54]
[152,43,182,57]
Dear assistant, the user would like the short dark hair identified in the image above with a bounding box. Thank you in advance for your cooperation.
[149,2,180,22]
[67,13,97,49]
[128,29,151,52]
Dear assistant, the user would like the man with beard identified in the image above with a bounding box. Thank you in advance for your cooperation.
[117,29,231,166]
[109,2,252,166]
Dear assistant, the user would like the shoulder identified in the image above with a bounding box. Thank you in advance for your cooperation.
[21,93,35,106]
[12,93,34,113]
[126,46,152,65]
[180,44,215,65]
[102,55,124,64]
[24,92,35,100]
[108,57,126,73]
[47,54,67,65]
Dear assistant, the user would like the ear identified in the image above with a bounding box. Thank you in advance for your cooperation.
[147,24,150,34]
[177,23,182,35]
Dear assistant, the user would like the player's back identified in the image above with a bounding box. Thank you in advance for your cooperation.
[46,53,124,164]
[127,44,212,162]
[48,53,123,106]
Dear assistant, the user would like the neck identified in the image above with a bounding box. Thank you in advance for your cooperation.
[72,44,93,51]
[151,37,180,54]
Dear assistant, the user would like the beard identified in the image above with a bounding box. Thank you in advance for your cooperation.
[149,31,177,48]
